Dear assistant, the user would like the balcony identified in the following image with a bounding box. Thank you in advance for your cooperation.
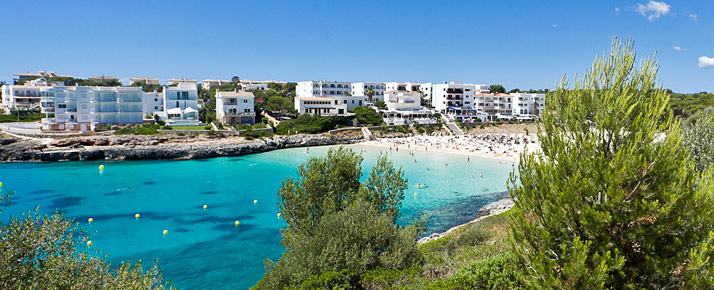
[446,95,463,100]
[223,111,254,117]
[446,88,464,94]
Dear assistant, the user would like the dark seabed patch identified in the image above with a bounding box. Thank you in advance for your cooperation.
[201,191,219,195]
[104,191,123,196]
[48,196,85,210]
[29,189,55,194]
[142,181,156,185]
[212,222,257,232]
[229,158,242,162]
[174,228,191,233]
[192,215,253,224]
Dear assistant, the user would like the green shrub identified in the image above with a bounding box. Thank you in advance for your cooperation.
[426,253,523,290]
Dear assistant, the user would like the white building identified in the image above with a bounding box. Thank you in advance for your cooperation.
[430,82,479,118]
[216,91,255,125]
[13,71,73,84]
[475,93,513,121]
[1,84,52,109]
[381,90,435,125]
[168,78,197,86]
[161,82,199,122]
[385,82,422,93]
[294,97,347,115]
[142,91,163,118]
[240,82,268,92]
[351,82,385,104]
[41,86,143,131]
[511,93,545,120]
[295,81,364,115]
[131,77,160,85]
[201,79,232,90]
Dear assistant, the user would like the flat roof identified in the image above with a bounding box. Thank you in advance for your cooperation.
[218,91,255,98]
[297,97,334,101]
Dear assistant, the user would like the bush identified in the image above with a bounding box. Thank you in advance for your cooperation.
[354,106,383,126]
[426,253,523,290]
[275,114,353,135]
[0,192,173,289]
[115,124,161,135]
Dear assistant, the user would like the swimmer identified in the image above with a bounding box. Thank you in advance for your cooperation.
[480,173,483,178]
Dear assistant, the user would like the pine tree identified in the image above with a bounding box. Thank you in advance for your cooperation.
[509,37,714,289]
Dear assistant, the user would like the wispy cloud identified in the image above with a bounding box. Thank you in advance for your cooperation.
[688,13,698,21]
[698,56,714,68]
[552,24,558,28]
[673,46,681,51]
[634,1,671,21]
[615,7,621,14]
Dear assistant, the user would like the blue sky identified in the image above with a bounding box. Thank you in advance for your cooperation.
[0,0,712,93]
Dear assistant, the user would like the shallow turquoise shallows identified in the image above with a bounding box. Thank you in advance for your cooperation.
[0,144,515,289]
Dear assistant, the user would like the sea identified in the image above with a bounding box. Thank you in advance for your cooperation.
[0,144,515,289]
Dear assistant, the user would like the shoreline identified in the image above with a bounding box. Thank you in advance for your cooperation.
[418,198,515,245]
[0,134,363,162]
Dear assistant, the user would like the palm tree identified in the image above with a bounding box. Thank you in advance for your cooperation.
[231,76,240,90]
[366,87,375,103]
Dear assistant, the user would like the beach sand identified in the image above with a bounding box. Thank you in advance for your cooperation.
[359,133,541,163]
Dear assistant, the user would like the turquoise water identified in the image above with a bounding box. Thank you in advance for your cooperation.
[0,144,514,289]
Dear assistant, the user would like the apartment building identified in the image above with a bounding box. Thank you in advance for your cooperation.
[41,86,143,131]
[131,77,160,85]
[89,76,119,83]
[216,91,255,125]
[143,91,164,118]
[201,79,232,90]
[295,81,364,114]
[511,93,545,119]
[384,82,422,93]
[1,84,52,109]
[161,81,199,122]
[381,90,434,125]
[430,82,478,117]
[294,97,347,115]
[168,78,197,86]
[351,82,385,103]
[240,81,268,92]
[475,93,513,121]
[13,71,73,84]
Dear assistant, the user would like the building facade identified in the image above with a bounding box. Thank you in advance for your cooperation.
[142,91,164,118]
[296,81,364,114]
[161,82,199,122]
[131,77,160,85]
[168,78,197,86]
[510,93,545,119]
[381,90,435,125]
[201,79,232,90]
[294,97,348,115]
[216,91,255,125]
[430,82,477,117]
[351,82,385,104]
[41,86,143,131]
[1,84,52,109]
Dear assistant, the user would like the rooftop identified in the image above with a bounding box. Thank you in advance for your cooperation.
[218,91,255,98]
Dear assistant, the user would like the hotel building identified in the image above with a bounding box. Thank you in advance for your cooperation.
[41,86,143,131]
[295,81,364,115]
[351,82,385,104]
[161,81,199,122]
[381,90,435,125]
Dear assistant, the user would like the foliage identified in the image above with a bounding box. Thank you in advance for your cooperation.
[425,253,524,290]
[509,37,714,289]
[242,128,274,139]
[275,114,353,135]
[354,106,383,126]
[255,147,422,289]
[252,82,298,116]
[488,84,506,94]
[669,91,714,117]
[0,191,173,289]
[0,110,46,122]
[683,109,714,171]
[375,99,388,110]
[115,124,162,135]
[131,81,163,93]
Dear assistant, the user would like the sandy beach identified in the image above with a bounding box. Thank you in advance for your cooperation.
[360,132,541,163]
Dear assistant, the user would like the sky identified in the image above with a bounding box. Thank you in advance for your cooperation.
[0,0,712,93]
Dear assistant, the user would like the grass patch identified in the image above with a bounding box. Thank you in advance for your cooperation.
[168,125,211,131]
[0,113,45,123]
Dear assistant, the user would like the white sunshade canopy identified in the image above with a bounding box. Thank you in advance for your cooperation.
[183,107,198,113]
[166,108,182,114]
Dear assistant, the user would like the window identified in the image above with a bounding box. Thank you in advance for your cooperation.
[155,106,158,110]
[182,92,188,99]
[243,99,248,103]
[176,101,179,107]
[155,98,158,102]
[81,104,87,109]
[58,104,67,109]
[176,92,180,98]
[343,100,347,104]
[244,108,250,113]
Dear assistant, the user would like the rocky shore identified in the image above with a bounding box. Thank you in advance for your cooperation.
[0,134,362,162]
[418,198,515,244]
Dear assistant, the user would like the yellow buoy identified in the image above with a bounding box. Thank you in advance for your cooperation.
[0,181,3,187]
[277,212,281,218]
[414,192,418,197]
[253,200,258,204]
[135,213,140,219]
[88,218,94,223]
[234,220,240,227]
[87,240,92,246]
[203,204,208,210]
[163,230,168,235]
[99,165,104,170]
